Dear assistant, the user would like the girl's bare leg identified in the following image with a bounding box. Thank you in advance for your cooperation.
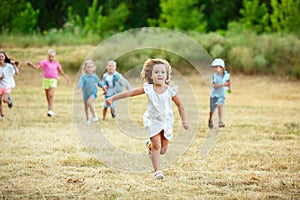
[0,94,3,116]
[84,102,89,120]
[2,93,9,104]
[217,104,222,122]
[209,111,213,121]
[150,131,164,171]
[102,108,108,120]
[45,88,56,111]
[160,134,169,155]
[86,96,96,118]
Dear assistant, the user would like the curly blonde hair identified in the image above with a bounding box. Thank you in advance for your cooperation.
[140,58,172,84]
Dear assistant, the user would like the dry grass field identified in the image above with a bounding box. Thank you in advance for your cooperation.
[0,47,299,199]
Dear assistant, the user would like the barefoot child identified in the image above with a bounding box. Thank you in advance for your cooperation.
[0,51,20,118]
[77,60,107,126]
[102,60,131,120]
[106,58,189,179]
[208,58,231,128]
[26,49,69,117]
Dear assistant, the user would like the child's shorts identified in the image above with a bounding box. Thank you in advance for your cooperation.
[43,78,57,89]
[0,88,12,95]
[83,93,97,102]
[210,96,225,112]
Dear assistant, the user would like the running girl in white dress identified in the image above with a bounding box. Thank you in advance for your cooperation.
[106,58,189,179]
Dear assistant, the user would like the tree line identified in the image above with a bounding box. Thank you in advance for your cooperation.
[1,0,299,36]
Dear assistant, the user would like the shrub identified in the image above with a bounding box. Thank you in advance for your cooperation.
[291,65,300,79]
[157,0,206,32]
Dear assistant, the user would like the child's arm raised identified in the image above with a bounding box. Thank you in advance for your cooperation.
[172,95,189,130]
[106,87,144,106]
[10,60,19,75]
[26,61,40,70]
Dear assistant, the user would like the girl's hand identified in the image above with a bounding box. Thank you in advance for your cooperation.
[182,121,189,130]
[25,61,32,66]
[224,82,231,87]
[64,76,69,83]
[102,85,108,94]
[106,97,113,106]
[76,88,82,95]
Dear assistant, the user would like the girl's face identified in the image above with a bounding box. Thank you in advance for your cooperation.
[213,66,223,74]
[85,64,95,75]
[48,53,55,61]
[0,53,5,63]
[151,64,167,85]
[217,66,224,74]
[106,63,116,74]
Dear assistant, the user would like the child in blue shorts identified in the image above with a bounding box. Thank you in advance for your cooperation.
[208,58,231,128]
[77,60,107,126]
[102,60,131,120]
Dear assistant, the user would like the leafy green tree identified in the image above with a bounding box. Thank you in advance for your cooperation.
[82,0,129,36]
[203,0,243,32]
[270,0,300,33]
[239,0,270,33]
[103,3,130,32]
[117,0,147,28]
[66,6,83,29]
[28,0,93,31]
[0,0,27,32]
[12,2,39,33]
[84,0,107,34]
[156,0,207,32]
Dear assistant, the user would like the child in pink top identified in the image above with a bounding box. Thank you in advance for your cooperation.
[39,59,61,79]
[26,49,69,117]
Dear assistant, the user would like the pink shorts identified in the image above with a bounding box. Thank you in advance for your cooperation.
[0,88,12,95]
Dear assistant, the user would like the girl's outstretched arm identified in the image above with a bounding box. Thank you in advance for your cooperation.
[172,95,189,130]
[106,87,144,106]
[26,61,40,70]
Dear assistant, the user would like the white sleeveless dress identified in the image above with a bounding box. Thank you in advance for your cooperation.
[143,83,178,140]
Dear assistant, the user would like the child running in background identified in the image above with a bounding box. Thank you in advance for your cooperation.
[26,49,69,117]
[208,58,231,128]
[102,60,131,120]
[0,51,20,118]
[77,60,107,126]
[106,58,189,179]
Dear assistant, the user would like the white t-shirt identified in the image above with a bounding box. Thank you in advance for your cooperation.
[105,74,114,96]
[143,83,178,140]
[0,63,16,88]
